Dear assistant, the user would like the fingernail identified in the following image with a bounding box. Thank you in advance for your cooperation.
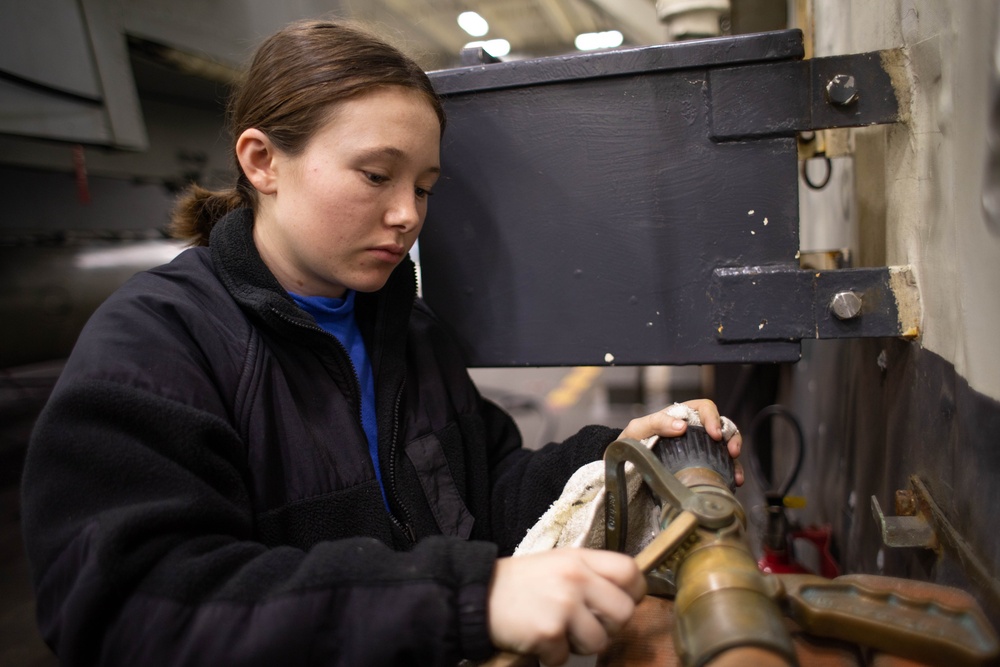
[672,420,686,430]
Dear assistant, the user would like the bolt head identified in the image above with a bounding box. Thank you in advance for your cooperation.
[826,74,859,106]
[830,290,863,320]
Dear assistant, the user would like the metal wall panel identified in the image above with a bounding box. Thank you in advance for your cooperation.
[422,30,904,367]
[0,0,146,149]
[0,0,101,98]
[424,32,806,367]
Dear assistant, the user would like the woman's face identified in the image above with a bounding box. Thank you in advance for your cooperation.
[253,86,441,298]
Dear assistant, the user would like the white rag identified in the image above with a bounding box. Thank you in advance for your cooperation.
[513,404,738,557]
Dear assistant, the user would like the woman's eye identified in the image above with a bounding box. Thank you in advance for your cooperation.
[415,187,434,199]
[364,171,388,185]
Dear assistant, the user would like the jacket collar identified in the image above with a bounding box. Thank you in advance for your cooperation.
[208,208,418,349]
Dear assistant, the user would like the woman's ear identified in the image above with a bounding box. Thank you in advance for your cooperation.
[236,129,279,195]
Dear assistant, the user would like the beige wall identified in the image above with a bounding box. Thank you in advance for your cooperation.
[811,0,1000,401]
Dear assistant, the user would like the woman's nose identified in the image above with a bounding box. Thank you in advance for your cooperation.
[385,189,422,231]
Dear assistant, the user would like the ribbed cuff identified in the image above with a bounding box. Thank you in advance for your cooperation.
[456,542,499,661]
[457,580,494,660]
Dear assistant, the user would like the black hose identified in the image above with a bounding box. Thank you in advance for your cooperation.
[747,404,805,498]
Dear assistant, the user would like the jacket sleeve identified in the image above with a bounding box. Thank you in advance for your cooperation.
[406,298,619,556]
[21,376,498,667]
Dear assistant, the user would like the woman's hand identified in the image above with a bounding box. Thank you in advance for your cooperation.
[618,398,743,486]
[487,549,646,666]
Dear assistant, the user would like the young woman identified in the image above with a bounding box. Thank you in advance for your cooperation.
[21,19,741,667]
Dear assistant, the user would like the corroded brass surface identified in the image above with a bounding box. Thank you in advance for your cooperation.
[671,522,795,666]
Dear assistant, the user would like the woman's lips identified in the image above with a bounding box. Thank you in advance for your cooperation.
[369,244,406,262]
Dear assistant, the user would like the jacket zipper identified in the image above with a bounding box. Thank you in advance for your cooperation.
[387,378,415,543]
[270,307,414,542]
[271,308,362,410]
[367,287,418,546]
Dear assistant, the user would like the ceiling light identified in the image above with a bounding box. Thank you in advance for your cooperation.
[458,11,489,37]
[574,30,624,51]
[464,39,511,58]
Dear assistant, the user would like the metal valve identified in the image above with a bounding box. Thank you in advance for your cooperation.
[602,427,1000,667]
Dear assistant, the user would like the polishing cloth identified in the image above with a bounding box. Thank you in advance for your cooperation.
[514,404,738,557]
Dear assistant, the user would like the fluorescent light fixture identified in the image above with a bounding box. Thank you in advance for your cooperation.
[574,30,624,51]
[458,11,489,37]
[464,38,511,58]
[74,240,186,269]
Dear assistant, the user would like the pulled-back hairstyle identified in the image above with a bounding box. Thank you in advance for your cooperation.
[170,19,446,246]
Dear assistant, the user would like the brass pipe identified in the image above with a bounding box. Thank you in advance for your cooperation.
[672,533,793,666]
[667,465,796,667]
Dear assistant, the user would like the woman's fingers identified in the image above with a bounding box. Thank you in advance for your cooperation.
[683,398,722,439]
[616,398,744,486]
[565,604,609,656]
[620,398,728,443]
[728,430,743,458]
[565,552,644,659]
[578,549,647,602]
[619,409,687,441]
[488,550,644,665]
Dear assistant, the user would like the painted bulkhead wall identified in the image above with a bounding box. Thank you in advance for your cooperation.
[823,0,1000,401]
[769,0,1000,629]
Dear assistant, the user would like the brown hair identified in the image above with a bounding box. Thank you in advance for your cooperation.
[169,19,445,246]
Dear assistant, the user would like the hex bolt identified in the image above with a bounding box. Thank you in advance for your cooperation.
[830,290,863,320]
[826,74,859,106]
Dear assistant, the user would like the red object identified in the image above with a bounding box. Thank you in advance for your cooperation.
[759,524,840,579]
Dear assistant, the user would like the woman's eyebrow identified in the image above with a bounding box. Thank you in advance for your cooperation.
[356,146,405,161]
[356,146,441,174]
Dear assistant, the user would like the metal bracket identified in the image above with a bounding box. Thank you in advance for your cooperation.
[871,477,1000,626]
[459,46,501,67]
[871,492,937,549]
[709,50,903,140]
[712,264,920,341]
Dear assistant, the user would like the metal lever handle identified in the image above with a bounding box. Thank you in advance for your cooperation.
[633,511,699,573]
[604,437,734,553]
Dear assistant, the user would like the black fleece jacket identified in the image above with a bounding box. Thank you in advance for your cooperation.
[21,209,618,667]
